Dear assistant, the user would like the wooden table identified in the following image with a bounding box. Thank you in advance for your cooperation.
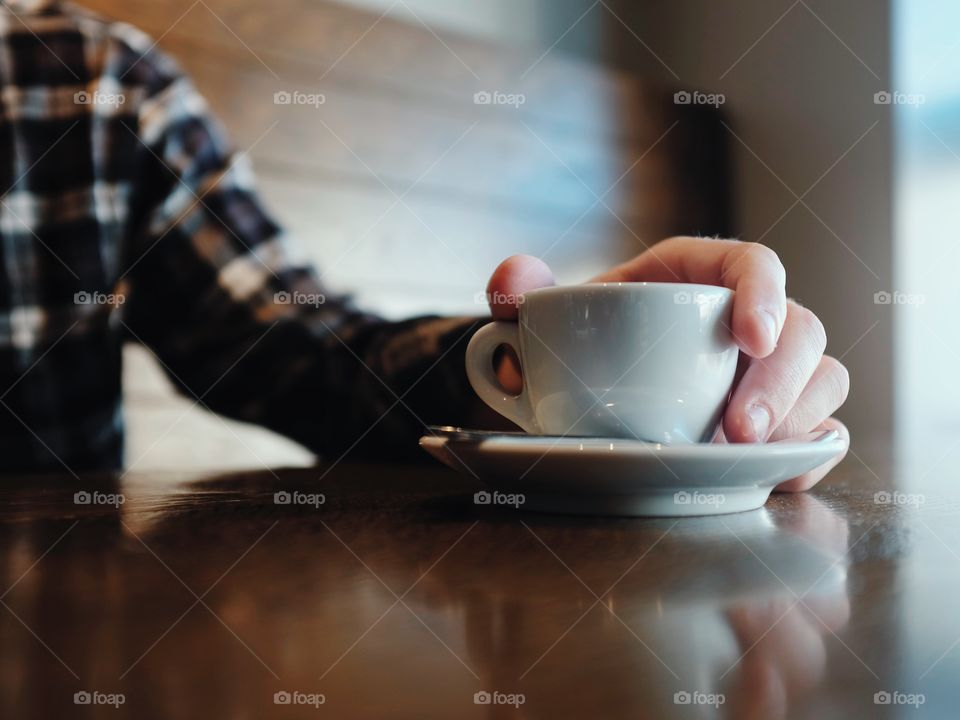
[0,446,953,718]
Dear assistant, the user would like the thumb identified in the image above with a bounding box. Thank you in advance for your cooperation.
[486,255,555,319]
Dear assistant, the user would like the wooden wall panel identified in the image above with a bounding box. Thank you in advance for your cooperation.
[67,0,731,469]
[255,175,649,317]
[77,0,730,317]
[80,0,646,136]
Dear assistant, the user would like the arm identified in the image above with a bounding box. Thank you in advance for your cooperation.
[118,39,480,461]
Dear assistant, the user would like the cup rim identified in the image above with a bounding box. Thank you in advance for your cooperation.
[521,282,732,300]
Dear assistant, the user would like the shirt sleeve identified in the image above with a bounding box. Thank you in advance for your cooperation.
[115,30,484,461]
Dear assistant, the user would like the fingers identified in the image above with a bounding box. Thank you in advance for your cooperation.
[774,418,850,492]
[592,237,787,358]
[724,302,827,443]
[486,255,553,393]
[486,255,555,320]
[729,344,850,493]
[768,356,850,442]
[490,239,787,357]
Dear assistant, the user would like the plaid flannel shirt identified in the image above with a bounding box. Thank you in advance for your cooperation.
[0,0,481,472]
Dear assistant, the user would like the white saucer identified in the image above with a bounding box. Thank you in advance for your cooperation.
[419,428,846,517]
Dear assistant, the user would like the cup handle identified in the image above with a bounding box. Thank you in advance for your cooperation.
[465,322,538,433]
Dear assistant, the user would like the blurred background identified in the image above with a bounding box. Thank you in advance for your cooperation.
[72,0,952,474]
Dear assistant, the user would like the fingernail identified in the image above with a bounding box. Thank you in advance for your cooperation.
[748,404,770,441]
[758,309,779,348]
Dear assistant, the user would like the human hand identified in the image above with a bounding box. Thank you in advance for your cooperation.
[485,237,849,491]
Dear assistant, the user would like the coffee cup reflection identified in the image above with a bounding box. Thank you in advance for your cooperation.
[414,494,850,719]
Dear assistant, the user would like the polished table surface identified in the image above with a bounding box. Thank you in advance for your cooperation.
[0,443,955,719]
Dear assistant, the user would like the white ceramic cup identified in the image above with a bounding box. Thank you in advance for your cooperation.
[465,282,739,443]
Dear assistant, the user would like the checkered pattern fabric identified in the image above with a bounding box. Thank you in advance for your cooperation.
[0,0,480,472]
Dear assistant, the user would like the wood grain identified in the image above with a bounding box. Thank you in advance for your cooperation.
[0,448,931,719]
[76,0,731,311]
